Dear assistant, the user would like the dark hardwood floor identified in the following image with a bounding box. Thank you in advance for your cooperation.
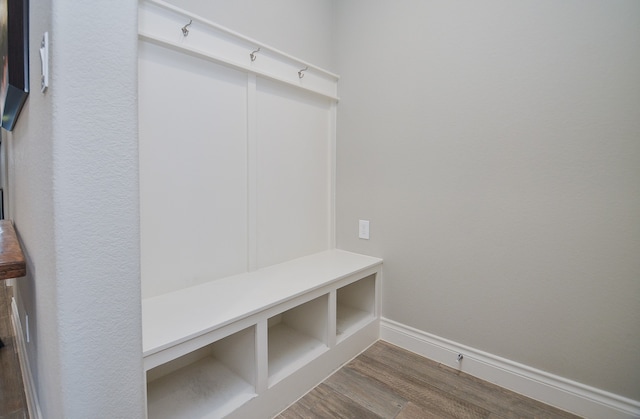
[0,283,28,419]
[277,341,582,419]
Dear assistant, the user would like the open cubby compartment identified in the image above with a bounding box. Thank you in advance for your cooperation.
[267,294,329,387]
[336,273,377,342]
[146,325,257,419]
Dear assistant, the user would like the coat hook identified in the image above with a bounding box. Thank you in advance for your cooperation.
[298,66,308,79]
[250,47,261,62]
[181,19,193,37]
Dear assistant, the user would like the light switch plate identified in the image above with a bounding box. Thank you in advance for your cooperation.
[359,220,370,240]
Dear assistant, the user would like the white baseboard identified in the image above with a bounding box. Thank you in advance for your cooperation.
[380,318,640,419]
[10,297,43,419]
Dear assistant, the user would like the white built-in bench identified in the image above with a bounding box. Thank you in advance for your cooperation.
[142,249,382,419]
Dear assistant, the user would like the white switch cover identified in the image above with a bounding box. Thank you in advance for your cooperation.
[40,32,49,93]
[359,220,370,240]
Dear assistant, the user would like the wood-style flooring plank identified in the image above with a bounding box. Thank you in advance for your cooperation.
[0,284,28,419]
[323,365,406,418]
[347,356,491,419]
[363,341,581,419]
[278,340,583,419]
[394,402,442,419]
[277,383,383,419]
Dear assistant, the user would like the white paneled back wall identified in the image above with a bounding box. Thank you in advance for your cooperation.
[139,42,249,298]
[255,80,333,269]
[138,0,338,298]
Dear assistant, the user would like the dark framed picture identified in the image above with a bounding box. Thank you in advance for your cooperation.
[1,0,29,132]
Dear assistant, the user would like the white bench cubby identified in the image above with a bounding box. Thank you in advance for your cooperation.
[146,325,257,418]
[336,273,377,343]
[267,294,329,387]
[142,250,382,418]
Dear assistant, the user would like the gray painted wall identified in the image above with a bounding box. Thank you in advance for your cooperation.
[5,0,144,416]
[334,0,640,400]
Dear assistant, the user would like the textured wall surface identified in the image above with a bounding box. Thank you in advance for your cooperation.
[6,0,58,413]
[7,0,145,416]
[334,0,640,400]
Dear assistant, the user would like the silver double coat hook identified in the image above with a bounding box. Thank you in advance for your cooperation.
[181,19,192,36]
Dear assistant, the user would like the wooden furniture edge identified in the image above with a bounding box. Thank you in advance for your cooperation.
[0,220,26,281]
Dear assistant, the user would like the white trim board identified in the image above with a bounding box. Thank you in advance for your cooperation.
[380,318,640,419]
[10,297,43,419]
[139,0,339,102]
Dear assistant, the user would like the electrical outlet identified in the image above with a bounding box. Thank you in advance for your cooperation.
[359,220,370,240]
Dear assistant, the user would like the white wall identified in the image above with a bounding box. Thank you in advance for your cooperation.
[6,0,145,416]
[335,0,640,401]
